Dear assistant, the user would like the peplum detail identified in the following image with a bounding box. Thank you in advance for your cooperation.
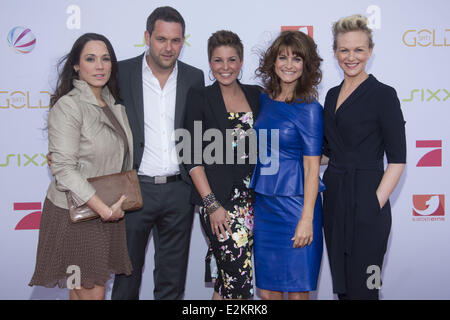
[250,93,325,196]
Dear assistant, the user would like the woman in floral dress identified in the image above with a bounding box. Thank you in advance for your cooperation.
[183,30,260,299]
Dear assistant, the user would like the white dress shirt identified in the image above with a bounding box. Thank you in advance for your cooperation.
[138,52,180,177]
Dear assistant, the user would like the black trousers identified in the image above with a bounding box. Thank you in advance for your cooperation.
[112,177,194,300]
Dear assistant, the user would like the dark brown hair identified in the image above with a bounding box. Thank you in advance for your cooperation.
[207,30,243,61]
[256,31,322,104]
[50,33,119,107]
[146,6,185,37]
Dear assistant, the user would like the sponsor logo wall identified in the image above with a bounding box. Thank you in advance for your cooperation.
[0,0,449,300]
[412,195,445,222]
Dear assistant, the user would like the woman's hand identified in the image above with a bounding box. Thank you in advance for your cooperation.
[376,163,406,210]
[46,152,52,167]
[103,195,127,222]
[209,206,233,241]
[292,217,313,248]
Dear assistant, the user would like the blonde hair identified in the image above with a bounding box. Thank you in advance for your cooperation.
[332,14,374,51]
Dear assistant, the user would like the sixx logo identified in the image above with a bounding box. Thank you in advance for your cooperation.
[281,26,313,39]
[402,89,449,102]
[0,153,47,167]
[0,90,51,109]
[416,140,442,167]
[402,29,450,47]
[14,202,42,230]
[412,195,445,222]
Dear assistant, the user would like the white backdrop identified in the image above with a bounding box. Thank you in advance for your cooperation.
[1,0,449,300]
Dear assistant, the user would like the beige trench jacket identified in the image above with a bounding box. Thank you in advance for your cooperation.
[46,80,134,209]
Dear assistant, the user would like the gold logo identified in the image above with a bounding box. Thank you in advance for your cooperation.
[402,29,450,47]
[0,90,51,109]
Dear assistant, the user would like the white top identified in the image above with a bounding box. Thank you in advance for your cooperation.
[138,51,180,177]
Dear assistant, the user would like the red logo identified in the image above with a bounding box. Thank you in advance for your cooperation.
[412,195,445,221]
[416,140,442,167]
[281,26,314,38]
[14,202,42,230]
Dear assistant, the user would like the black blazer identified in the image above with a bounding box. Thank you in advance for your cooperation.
[117,53,205,183]
[183,81,261,207]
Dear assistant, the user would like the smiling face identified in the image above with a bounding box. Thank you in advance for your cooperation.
[145,19,184,72]
[274,46,303,88]
[209,45,243,87]
[335,30,373,80]
[74,40,111,90]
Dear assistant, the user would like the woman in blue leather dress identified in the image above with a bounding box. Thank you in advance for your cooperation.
[250,31,324,300]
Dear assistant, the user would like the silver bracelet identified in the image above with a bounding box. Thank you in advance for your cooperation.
[205,201,221,215]
[202,192,217,208]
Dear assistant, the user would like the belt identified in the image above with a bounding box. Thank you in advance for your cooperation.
[325,158,384,293]
[328,159,384,256]
[139,174,182,184]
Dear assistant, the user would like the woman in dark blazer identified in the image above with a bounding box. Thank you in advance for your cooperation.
[183,30,260,300]
[322,15,406,300]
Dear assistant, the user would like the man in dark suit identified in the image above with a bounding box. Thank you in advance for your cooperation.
[111,6,204,300]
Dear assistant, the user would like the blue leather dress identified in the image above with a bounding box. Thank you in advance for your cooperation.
[250,93,325,292]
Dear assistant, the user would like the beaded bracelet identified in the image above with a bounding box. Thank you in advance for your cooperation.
[202,192,217,208]
[205,201,221,215]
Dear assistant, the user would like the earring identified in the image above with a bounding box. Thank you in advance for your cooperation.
[238,69,243,81]
[208,70,215,81]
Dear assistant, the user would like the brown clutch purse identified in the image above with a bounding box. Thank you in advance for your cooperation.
[66,169,143,223]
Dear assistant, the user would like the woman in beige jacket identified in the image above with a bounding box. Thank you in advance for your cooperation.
[29,33,134,300]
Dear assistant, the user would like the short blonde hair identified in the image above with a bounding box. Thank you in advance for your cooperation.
[332,14,374,51]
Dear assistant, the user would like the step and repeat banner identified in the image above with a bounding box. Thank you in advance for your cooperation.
[1,0,449,299]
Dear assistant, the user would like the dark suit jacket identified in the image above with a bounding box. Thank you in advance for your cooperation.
[183,81,261,208]
[118,53,205,183]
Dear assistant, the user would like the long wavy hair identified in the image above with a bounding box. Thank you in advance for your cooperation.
[50,33,120,107]
[256,31,322,104]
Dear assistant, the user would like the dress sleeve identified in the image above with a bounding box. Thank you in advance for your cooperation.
[295,102,324,156]
[48,96,96,206]
[378,87,407,163]
[182,87,206,172]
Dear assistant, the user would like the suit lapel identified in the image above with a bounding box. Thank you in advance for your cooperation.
[335,74,375,116]
[205,81,230,133]
[174,61,188,130]
[205,81,260,133]
[109,103,134,168]
[129,54,145,137]
[240,83,259,118]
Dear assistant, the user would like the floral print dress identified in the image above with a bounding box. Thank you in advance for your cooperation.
[199,112,255,299]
